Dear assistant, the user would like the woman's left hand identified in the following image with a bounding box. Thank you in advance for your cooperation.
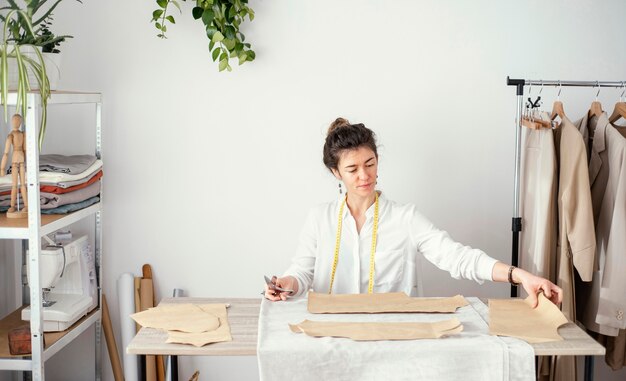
[513,267,563,308]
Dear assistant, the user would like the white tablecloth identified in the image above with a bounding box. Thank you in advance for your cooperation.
[257,296,534,381]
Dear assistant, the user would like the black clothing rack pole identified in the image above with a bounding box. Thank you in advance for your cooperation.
[506,77,626,381]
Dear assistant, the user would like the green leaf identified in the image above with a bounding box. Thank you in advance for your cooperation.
[248,8,255,21]
[247,50,256,61]
[192,7,203,19]
[202,9,215,25]
[219,58,228,72]
[219,51,228,61]
[209,40,215,51]
[228,5,237,21]
[155,22,162,30]
[238,52,247,65]
[211,31,224,43]
[152,9,164,21]
[223,38,235,50]
[157,0,168,9]
[162,24,167,32]
[239,32,245,42]
[224,25,236,39]
[206,26,217,39]
[166,15,175,24]
[212,48,220,62]
[171,0,182,12]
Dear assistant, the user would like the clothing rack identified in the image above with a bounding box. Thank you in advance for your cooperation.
[506,77,626,381]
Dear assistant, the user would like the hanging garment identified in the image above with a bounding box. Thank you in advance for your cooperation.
[575,113,626,370]
[519,124,558,282]
[552,116,596,381]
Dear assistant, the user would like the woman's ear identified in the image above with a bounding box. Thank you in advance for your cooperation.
[331,168,342,181]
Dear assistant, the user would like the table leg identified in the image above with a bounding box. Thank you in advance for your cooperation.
[584,355,594,381]
[171,355,179,381]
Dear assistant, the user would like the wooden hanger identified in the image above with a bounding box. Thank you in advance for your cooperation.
[588,83,604,119]
[522,110,558,130]
[550,100,565,121]
[609,102,626,123]
[588,101,603,119]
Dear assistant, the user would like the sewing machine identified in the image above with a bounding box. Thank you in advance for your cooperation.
[21,234,98,332]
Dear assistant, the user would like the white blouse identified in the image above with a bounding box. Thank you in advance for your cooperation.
[284,192,498,296]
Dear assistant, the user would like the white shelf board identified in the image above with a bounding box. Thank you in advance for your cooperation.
[5,91,102,105]
[0,203,101,240]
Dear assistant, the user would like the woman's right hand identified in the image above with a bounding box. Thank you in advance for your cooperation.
[264,276,299,302]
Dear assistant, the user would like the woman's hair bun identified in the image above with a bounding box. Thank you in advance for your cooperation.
[327,117,351,136]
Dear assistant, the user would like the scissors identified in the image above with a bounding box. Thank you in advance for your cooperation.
[263,275,294,296]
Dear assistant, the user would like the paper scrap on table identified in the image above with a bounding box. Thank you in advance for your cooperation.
[489,293,568,343]
[289,318,463,341]
[308,292,468,314]
[165,304,232,347]
[131,303,220,333]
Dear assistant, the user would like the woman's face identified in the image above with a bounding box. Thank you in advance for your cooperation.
[332,146,378,197]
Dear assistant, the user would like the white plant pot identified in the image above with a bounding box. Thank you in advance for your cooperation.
[6,45,62,91]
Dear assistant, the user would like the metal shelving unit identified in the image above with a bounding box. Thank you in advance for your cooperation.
[0,91,103,381]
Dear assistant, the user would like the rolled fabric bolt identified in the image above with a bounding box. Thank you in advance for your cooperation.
[118,272,139,381]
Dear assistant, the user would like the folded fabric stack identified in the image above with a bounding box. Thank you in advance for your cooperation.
[0,154,102,214]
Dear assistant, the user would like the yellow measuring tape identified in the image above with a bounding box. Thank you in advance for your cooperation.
[328,192,379,294]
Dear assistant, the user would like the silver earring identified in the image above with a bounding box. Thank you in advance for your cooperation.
[339,183,343,194]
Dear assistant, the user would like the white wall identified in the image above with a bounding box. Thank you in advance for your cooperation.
[9,0,626,379]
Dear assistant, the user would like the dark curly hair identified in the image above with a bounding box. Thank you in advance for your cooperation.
[323,117,378,172]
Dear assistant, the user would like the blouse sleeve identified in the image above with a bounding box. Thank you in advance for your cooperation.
[408,205,497,284]
[282,208,318,296]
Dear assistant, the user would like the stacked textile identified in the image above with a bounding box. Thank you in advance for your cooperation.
[0,154,102,214]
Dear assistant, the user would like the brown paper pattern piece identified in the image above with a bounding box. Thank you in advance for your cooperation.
[489,293,568,343]
[131,304,222,333]
[308,292,468,314]
[289,318,463,341]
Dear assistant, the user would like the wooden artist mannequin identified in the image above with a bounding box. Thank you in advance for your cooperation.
[0,114,28,218]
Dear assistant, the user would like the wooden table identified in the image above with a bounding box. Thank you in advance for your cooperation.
[127,297,606,380]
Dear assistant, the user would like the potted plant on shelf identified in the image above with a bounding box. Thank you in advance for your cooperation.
[151,0,256,72]
[0,0,81,149]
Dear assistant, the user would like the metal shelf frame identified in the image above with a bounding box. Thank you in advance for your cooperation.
[0,91,103,381]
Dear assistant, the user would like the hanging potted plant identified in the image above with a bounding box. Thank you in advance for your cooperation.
[150,0,256,72]
[0,0,80,148]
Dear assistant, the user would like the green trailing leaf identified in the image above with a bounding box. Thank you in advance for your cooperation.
[206,26,217,39]
[155,22,162,30]
[211,48,220,62]
[238,52,247,65]
[157,0,168,9]
[224,25,235,39]
[166,15,175,24]
[152,9,163,21]
[222,38,235,50]
[170,0,181,12]
[211,31,224,43]
[201,9,214,25]
[192,6,203,20]
[208,40,215,51]
[218,58,228,72]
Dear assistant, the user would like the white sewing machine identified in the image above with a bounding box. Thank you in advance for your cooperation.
[21,234,98,332]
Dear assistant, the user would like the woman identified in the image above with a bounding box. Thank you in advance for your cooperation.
[265,118,562,308]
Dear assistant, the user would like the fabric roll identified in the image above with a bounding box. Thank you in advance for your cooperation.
[118,273,139,381]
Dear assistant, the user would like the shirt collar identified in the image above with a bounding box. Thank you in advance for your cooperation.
[337,191,385,220]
